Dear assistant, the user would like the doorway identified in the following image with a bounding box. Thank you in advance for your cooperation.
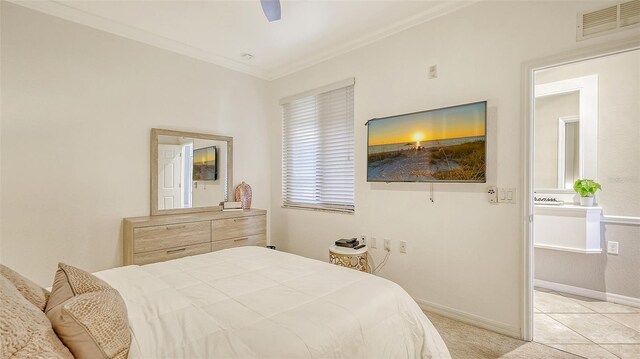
[524,40,640,357]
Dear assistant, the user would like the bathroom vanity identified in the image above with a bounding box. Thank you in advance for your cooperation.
[534,204,602,253]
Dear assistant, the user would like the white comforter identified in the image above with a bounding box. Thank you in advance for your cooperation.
[95,247,450,358]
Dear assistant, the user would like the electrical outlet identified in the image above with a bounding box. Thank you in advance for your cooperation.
[399,240,407,253]
[370,237,377,249]
[607,241,619,255]
[384,238,391,252]
[488,186,498,204]
[360,234,367,246]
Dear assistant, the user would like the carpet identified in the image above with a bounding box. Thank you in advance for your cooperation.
[425,311,583,358]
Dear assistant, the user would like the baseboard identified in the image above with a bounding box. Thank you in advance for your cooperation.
[534,279,640,308]
[413,297,521,339]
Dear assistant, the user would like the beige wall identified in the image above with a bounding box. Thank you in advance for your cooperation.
[0,2,271,286]
[268,0,639,335]
[0,1,3,266]
[534,92,580,189]
[534,50,640,299]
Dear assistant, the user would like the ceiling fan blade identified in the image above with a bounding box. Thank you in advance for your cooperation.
[260,0,281,22]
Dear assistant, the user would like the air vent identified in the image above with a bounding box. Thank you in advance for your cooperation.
[577,0,640,41]
[621,0,640,26]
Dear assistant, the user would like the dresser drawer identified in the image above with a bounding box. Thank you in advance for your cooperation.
[212,215,266,241]
[133,221,211,253]
[211,234,266,252]
[133,242,212,265]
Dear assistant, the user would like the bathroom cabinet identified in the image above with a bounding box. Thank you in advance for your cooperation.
[534,204,602,253]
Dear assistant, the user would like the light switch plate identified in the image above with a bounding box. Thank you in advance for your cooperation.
[607,241,619,255]
[499,188,516,204]
[428,65,438,79]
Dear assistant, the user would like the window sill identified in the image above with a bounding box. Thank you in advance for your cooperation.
[281,205,354,215]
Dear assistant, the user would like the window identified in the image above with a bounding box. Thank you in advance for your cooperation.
[281,79,355,213]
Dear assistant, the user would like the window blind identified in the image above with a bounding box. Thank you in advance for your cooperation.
[282,83,355,213]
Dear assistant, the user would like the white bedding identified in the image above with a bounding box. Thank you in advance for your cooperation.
[95,247,450,358]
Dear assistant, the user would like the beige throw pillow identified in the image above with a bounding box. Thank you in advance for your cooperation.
[45,263,130,359]
[0,276,73,359]
[0,264,50,311]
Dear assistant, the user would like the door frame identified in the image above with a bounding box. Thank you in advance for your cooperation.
[181,143,193,208]
[520,38,640,341]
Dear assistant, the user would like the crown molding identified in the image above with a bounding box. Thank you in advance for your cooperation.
[8,0,271,80]
[8,0,478,81]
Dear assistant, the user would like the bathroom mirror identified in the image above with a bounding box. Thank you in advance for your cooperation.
[558,116,579,189]
[151,128,232,215]
[533,75,598,192]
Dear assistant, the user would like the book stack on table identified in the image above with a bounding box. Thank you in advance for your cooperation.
[335,238,359,248]
[221,201,243,211]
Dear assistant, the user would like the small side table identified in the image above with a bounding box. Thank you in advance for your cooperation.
[329,245,369,273]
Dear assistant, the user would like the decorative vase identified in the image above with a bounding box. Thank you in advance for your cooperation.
[579,196,594,207]
[235,182,252,209]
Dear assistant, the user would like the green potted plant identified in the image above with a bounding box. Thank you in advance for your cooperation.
[573,179,601,207]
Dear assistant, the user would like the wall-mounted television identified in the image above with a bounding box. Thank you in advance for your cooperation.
[367,101,486,183]
[193,146,217,181]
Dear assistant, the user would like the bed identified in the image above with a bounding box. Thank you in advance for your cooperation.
[93,246,450,358]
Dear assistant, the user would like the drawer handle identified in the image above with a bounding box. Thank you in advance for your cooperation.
[166,225,186,230]
[233,218,249,222]
[234,238,249,242]
[166,247,186,254]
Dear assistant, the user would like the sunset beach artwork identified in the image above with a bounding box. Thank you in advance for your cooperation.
[193,146,217,181]
[367,101,486,182]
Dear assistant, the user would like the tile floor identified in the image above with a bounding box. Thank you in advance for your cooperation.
[534,288,640,359]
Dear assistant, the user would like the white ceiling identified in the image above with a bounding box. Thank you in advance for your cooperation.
[13,0,475,79]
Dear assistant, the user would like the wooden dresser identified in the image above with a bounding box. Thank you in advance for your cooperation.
[123,209,266,265]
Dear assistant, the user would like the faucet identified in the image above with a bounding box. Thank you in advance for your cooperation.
[534,196,564,204]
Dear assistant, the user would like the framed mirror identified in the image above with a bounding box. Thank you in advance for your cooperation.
[557,115,579,189]
[151,128,233,215]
